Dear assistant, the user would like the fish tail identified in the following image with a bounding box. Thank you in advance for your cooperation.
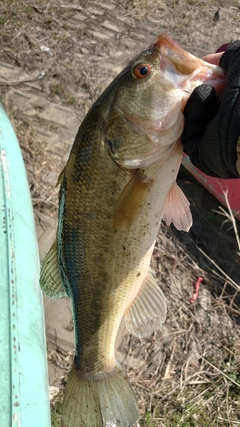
[61,362,139,427]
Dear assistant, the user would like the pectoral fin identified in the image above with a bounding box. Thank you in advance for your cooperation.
[124,270,167,338]
[40,239,67,299]
[112,169,152,228]
[162,182,192,231]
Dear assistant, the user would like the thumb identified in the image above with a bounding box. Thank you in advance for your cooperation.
[182,84,219,156]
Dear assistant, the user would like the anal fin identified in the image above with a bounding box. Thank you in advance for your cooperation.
[162,181,192,232]
[40,239,67,299]
[124,270,167,338]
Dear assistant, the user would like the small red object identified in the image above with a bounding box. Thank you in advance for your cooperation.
[190,276,203,304]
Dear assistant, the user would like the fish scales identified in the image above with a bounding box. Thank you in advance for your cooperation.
[61,108,175,372]
[40,34,225,427]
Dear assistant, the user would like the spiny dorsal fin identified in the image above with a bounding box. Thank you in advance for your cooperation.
[162,181,192,231]
[40,239,67,299]
[124,270,167,338]
[112,169,153,228]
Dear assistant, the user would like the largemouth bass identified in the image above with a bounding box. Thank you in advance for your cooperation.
[40,34,224,427]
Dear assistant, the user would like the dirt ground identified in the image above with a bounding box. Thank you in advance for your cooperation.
[1,1,240,426]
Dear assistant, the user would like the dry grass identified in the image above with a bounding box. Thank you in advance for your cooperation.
[124,0,240,57]
[2,99,59,217]
[125,228,240,426]
[48,226,240,427]
[213,191,240,257]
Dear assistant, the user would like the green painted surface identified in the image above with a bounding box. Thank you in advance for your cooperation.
[0,104,51,426]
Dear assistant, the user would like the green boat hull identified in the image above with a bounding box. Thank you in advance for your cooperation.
[0,104,51,426]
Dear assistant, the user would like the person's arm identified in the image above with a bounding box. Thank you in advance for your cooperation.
[182,42,240,178]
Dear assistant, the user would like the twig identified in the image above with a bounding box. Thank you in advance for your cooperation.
[0,74,45,87]
[60,5,83,11]
[196,246,240,293]
[217,418,240,425]
[1,48,21,66]
[201,356,240,389]
[223,190,240,253]
[163,342,176,380]
[186,385,212,404]
[213,189,240,254]
[225,380,230,425]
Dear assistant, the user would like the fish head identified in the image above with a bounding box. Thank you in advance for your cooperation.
[103,34,225,169]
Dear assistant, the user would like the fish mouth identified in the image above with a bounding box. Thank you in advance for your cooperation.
[153,34,225,96]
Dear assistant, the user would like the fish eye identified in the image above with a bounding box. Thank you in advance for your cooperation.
[134,63,152,79]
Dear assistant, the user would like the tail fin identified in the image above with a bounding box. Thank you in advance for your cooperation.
[61,363,139,427]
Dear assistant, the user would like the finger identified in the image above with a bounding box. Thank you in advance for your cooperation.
[189,86,240,178]
[182,85,218,157]
[183,85,218,139]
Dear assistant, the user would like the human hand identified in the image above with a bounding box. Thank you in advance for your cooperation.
[182,42,240,178]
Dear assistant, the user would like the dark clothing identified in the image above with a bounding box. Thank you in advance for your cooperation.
[182,42,240,179]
